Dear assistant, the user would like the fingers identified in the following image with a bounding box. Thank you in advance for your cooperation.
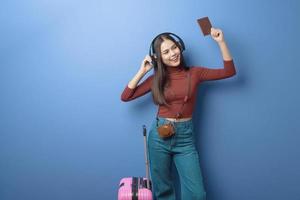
[142,55,154,70]
[145,55,152,60]
[210,27,222,37]
[144,55,153,65]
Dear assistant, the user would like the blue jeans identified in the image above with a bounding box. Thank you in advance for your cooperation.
[148,117,206,200]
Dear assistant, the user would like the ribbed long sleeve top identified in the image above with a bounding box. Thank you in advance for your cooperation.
[121,60,236,118]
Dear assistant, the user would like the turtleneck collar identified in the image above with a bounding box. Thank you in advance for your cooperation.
[166,64,185,74]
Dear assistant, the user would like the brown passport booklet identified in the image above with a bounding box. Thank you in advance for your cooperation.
[197,17,212,36]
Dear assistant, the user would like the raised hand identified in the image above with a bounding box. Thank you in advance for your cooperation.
[211,27,225,43]
[139,55,153,75]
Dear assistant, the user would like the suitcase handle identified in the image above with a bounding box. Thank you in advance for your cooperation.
[143,125,151,189]
[143,125,147,136]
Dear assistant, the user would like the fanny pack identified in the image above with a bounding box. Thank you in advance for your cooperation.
[156,71,191,139]
[157,122,175,138]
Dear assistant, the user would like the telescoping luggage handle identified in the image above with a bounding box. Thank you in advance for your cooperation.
[143,125,151,189]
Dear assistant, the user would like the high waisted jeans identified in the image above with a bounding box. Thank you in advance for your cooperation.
[148,117,206,200]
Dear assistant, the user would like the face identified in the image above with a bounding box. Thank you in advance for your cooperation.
[160,39,181,67]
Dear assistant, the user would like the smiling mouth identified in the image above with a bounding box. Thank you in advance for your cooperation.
[170,55,179,62]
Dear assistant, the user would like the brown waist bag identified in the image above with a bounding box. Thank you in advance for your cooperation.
[157,122,175,138]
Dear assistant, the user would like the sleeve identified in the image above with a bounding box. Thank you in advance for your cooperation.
[120,75,153,102]
[193,60,236,82]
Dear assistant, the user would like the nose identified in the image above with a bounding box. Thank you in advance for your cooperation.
[170,49,176,57]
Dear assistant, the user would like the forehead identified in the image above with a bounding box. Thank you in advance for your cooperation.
[160,39,176,51]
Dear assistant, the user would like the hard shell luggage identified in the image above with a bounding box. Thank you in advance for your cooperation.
[118,125,153,200]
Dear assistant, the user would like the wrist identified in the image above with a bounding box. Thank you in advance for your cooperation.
[217,40,226,45]
[137,69,147,76]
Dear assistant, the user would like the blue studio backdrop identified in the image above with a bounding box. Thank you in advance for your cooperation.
[1,0,300,199]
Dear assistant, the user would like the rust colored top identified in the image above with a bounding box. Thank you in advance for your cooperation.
[121,60,236,118]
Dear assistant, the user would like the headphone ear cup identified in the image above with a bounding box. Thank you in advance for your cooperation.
[151,60,157,68]
[150,55,157,66]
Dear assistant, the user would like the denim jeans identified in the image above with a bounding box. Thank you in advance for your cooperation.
[148,117,206,200]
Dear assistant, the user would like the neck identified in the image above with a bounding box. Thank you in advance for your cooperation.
[166,63,184,73]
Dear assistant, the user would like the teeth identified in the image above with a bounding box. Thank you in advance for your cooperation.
[171,55,178,61]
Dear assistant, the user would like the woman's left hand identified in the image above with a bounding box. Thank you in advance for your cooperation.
[211,27,224,43]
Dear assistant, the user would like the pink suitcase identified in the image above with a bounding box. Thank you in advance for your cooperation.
[118,125,153,200]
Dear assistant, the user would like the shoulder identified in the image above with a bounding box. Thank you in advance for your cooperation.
[188,66,206,73]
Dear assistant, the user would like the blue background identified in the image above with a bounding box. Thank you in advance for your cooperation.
[1,0,299,199]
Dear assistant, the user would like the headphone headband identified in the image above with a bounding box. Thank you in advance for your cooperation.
[149,32,185,56]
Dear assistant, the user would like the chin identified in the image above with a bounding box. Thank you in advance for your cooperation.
[165,63,178,67]
[170,61,181,67]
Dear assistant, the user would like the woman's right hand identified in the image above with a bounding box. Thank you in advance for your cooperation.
[127,55,153,90]
[139,55,153,74]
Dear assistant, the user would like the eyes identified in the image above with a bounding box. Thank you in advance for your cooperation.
[162,45,178,55]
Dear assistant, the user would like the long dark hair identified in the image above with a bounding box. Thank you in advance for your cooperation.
[151,34,189,105]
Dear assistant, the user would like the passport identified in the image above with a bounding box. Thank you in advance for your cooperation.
[197,17,212,36]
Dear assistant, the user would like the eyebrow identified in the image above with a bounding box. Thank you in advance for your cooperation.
[162,44,177,53]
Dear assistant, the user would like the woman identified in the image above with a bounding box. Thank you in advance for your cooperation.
[121,28,236,200]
